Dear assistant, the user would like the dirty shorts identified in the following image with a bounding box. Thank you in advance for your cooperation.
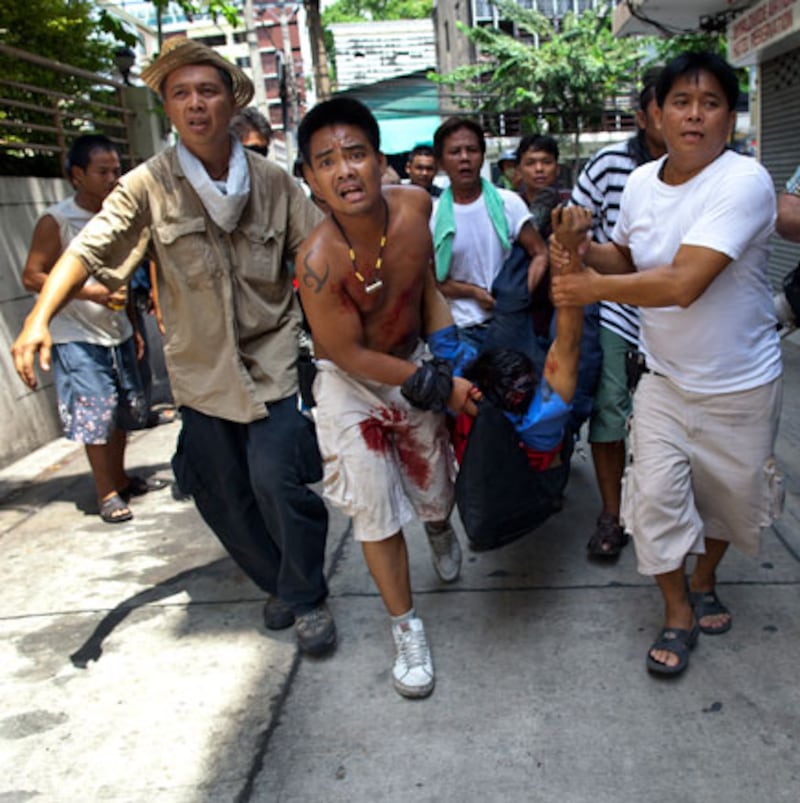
[621,372,783,576]
[52,338,148,444]
[312,354,456,542]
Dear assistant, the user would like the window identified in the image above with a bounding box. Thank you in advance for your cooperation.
[195,34,226,47]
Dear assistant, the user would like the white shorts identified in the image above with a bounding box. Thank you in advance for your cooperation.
[621,373,783,575]
[312,356,456,542]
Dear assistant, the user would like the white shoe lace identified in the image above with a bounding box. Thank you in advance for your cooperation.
[396,622,429,669]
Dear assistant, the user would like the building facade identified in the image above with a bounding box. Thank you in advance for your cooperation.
[329,18,436,91]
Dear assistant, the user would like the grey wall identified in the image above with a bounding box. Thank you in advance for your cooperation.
[0,176,71,468]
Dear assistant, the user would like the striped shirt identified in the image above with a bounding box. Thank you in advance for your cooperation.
[570,134,654,344]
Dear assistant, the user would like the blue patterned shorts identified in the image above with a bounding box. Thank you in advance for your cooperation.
[52,338,148,444]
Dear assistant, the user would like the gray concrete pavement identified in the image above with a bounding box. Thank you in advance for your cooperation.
[2,340,800,802]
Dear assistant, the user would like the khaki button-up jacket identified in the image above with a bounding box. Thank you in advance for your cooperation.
[69,147,323,423]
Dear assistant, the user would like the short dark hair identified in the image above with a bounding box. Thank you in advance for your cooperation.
[230,106,272,141]
[65,134,117,177]
[297,97,380,164]
[408,144,434,161]
[638,65,662,110]
[639,83,657,111]
[433,117,485,161]
[516,134,559,164]
[655,51,739,110]
[463,348,538,415]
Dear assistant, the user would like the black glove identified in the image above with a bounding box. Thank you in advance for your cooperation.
[401,358,453,413]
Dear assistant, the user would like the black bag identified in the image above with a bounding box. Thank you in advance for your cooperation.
[455,402,572,551]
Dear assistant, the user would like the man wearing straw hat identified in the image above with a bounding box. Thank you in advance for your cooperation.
[11,36,336,657]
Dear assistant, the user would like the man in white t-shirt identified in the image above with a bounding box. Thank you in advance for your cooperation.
[552,52,783,678]
[430,117,548,351]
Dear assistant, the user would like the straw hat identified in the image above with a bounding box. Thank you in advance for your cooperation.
[141,36,254,109]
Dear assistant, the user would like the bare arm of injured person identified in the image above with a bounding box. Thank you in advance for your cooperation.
[544,205,591,405]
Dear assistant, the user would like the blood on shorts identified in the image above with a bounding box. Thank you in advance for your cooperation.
[359,416,390,453]
[396,440,431,489]
[359,405,432,489]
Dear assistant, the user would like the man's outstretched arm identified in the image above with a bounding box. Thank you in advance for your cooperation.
[544,206,590,404]
[12,252,92,389]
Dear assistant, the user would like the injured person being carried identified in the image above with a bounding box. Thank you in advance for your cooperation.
[428,205,591,549]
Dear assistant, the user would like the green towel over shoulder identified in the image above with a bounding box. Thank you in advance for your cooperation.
[433,178,511,282]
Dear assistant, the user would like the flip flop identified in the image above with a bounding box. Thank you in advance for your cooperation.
[120,476,170,500]
[688,589,732,635]
[99,492,133,524]
[646,624,700,676]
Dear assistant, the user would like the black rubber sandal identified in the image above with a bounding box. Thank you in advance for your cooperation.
[120,476,170,500]
[587,513,629,559]
[688,589,732,635]
[99,492,133,524]
[646,624,700,677]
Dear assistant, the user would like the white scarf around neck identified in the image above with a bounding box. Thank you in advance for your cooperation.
[177,136,250,232]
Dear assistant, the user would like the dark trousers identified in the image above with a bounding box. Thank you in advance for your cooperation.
[171,397,329,614]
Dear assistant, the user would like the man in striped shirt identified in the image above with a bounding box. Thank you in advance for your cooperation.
[570,75,666,559]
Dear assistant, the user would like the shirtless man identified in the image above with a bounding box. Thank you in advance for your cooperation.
[296,97,475,699]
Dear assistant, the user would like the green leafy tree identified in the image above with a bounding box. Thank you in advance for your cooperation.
[0,0,122,71]
[144,1,240,48]
[323,0,432,23]
[645,31,727,65]
[432,1,646,163]
[0,0,135,175]
[0,0,241,176]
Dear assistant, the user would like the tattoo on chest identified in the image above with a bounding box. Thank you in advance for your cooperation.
[302,253,330,294]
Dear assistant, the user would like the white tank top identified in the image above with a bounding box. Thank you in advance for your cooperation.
[45,196,132,346]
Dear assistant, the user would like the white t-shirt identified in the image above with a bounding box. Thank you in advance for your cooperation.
[613,149,781,394]
[45,196,133,347]
[431,188,531,327]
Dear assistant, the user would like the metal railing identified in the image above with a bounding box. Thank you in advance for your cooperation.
[0,44,136,177]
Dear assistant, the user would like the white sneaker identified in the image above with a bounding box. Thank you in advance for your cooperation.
[391,617,435,699]
[424,522,462,583]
